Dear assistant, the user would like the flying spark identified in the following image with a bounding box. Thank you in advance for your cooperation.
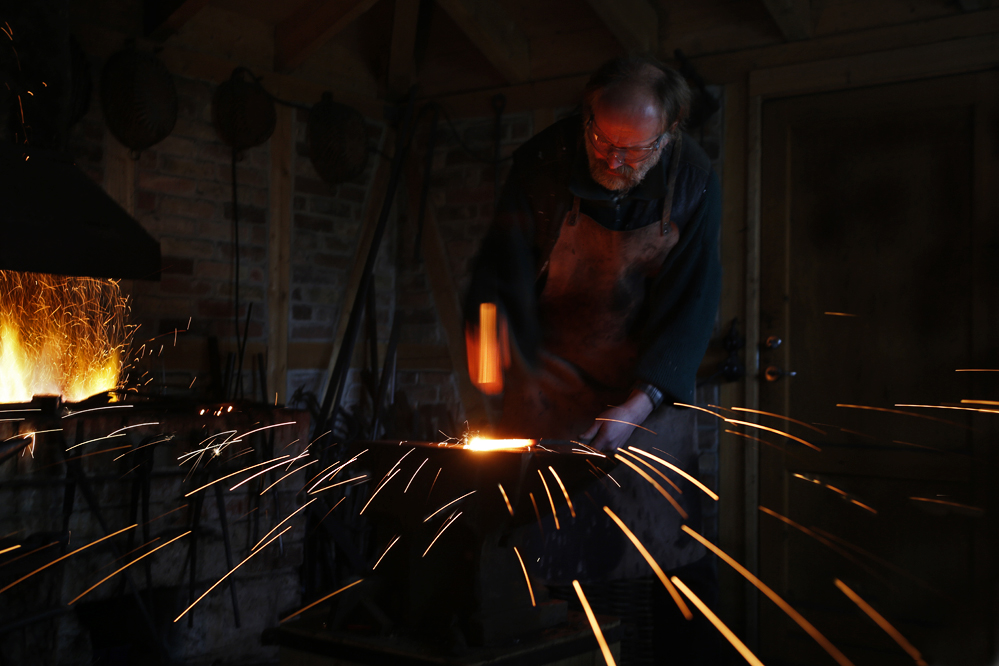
[229,456,295,491]
[529,493,544,536]
[261,461,317,495]
[513,546,535,606]
[836,404,968,428]
[613,454,687,518]
[253,499,317,550]
[594,417,656,434]
[725,419,821,451]
[183,456,291,497]
[537,470,560,529]
[671,576,764,666]
[617,449,682,494]
[174,525,292,623]
[0,525,136,594]
[626,447,718,499]
[673,402,727,420]
[548,466,575,518]
[604,507,691,619]
[424,490,476,523]
[498,483,514,516]
[373,535,401,570]
[423,511,462,557]
[360,469,401,515]
[280,579,364,623]
[573,581,617,666]
[835,579,927,665]
[405,458,428,493]
[310,474,369,494]
[681,525,853,666]
[729,407,826,434]
[0,545,20,556]
[68,531,190,605]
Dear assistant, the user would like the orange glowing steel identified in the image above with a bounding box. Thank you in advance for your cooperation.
[614,455,687,519]
[513,546,535,606]
[835,579,927,665]
[0,272,130,403]
[537,470,561,529]
[604,507,691,619]
[463,437,534,452]
[0,524,135,594]
[69,531,190,605]
[725,419,821,452]
[618,449,682,493]
[573,580,617,666]
[280,578,364,623]
[681,525,853,666]
[498,483,514,516]
[547,466,575,518]
[729,407,826,435]
[626,447,718,500]
[466,302,506,395]
[175,525,292,623]
[671,576,764,666]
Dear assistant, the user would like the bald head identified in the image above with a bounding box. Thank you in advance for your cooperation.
[583,56,690,138]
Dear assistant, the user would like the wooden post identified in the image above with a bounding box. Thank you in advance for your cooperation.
[267,105,293,404]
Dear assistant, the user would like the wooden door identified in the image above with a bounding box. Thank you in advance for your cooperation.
[757,73,999,666]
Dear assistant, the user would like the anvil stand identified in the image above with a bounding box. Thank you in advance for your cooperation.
[264,440,622,664]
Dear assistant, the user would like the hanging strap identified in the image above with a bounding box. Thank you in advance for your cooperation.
[661,133,683,235]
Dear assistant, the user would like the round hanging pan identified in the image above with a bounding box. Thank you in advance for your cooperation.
[212,69,276,151]
[100,47,177,154]
[308,92,369,186]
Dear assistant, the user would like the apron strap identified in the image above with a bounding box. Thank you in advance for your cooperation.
[567,194,581,226]
[661,133,683,236]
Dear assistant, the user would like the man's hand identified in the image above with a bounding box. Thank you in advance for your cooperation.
[581,389,655,452]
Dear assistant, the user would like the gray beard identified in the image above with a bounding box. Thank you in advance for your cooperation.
[584,137,665,192]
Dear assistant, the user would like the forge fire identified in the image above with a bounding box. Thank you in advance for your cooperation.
[0,271,130,403]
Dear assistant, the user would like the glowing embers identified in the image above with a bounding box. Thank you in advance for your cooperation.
[462,436,534,452]
[0,271,130,403]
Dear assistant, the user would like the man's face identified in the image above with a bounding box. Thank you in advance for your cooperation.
[584,94,667,192]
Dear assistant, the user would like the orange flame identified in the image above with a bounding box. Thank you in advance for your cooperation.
[0,272,130,403]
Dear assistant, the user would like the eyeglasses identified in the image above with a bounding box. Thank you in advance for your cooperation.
[586,116,666,163]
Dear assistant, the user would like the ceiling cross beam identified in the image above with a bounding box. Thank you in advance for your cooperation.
[581,0,658,54]
[435,0,531,84]
[275,0,381,72]
[761,0,813,41]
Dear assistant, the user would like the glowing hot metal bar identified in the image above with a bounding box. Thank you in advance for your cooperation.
[463,437,534,452]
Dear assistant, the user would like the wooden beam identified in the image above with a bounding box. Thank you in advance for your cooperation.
[760,0,811,42]
[317,131,395,409]
[275,0,380,72]
[387,0,421,100]
[690,8,999,84]
[75,24,384,118]
[749,32,999,98]
[144,0,210,40]
[404,160,487,426]
[435,0,531,84]
[267,105,293,405]
[581,0,658,53]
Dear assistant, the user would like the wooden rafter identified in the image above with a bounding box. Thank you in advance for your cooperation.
[275,0,381,72]
[435,0,531,84]
[761,0,812,41]
[581,0,658,54]
[144,0,210,40]
[387,0,422,99]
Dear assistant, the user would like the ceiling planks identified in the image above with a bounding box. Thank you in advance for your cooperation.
[760,0,812,41]
[274,0,381,71]
[435,0,532,83]
[581,0,659,53]
[145,0,211,40]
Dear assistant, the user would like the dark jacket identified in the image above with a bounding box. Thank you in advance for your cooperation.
[465,114,721,404]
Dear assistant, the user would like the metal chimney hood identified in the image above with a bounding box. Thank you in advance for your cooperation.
[0,141,161,280]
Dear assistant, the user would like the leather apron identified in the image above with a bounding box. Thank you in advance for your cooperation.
[504,140,708,581]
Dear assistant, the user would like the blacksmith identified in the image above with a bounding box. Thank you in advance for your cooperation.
[465,54,721,663]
